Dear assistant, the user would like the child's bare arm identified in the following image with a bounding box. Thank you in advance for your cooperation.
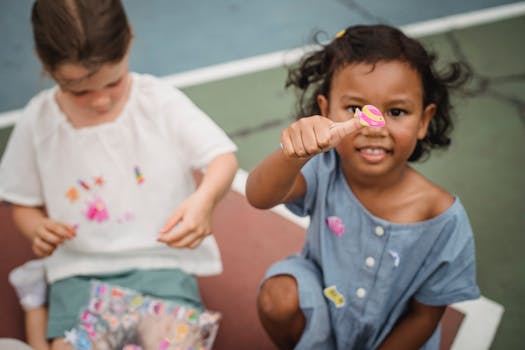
[12,205,76,257]
[246,115,362,209]
[376,299,445,350]
[158,152,238,248]
[246,149,309,209]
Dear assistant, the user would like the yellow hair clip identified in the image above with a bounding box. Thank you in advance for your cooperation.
[335,29,346,39]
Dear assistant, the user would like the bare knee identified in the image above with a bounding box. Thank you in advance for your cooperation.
[258,274,301,322]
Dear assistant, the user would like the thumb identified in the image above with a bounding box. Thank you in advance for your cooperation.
[160,209,184,234]
[329,117,363,145]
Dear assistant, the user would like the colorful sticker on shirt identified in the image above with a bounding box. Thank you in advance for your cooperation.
[388,249,400,267]
[323,285,345,308]
[134,166,145,184]
[94,176,105,187]
[325,216,345,237]
[117,210,136,224]
[78,179,91,191]
[66,187,79,202]
[85,196,109,223]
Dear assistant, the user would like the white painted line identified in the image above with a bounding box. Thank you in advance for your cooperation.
[162,46,315,89]
[232,169,310,228]
[403,1,525,37]
[0,110,20,129]
[1,2,524,130]
[451,296,505,350]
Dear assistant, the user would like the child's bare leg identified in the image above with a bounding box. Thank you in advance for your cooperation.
[257,275,305,349]
[50,338,74,350]
[25,306,50,350]
[8,260,49,350]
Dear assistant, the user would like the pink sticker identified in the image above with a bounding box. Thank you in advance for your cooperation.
[326,216,345,237]
[85,196,109,223]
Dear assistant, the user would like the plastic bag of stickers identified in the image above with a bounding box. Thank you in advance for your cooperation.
[65,281,220,350]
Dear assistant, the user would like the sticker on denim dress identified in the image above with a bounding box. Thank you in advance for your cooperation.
[323,285,346,308]
[325,216,345,237]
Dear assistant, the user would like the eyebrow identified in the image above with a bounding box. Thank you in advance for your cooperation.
[387,98,414,106]
[65,76,123,94]
[339,95,365,103]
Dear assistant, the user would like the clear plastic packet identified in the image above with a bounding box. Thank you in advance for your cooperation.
[66,281,220,350]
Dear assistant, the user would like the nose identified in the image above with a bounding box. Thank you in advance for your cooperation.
[360,125,388,137]
[91,92,112,111]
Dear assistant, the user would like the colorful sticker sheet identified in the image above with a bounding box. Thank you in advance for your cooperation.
[66,281,220,350]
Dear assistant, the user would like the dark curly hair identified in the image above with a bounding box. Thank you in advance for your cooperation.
[286,24,470,161]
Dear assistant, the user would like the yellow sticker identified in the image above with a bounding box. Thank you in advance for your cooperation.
[323,285,345,308]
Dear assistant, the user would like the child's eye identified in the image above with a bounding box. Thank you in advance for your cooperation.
[107,78,122,88]
[70,90,88,97]
[346,106,361,113]
[387,109,407,117]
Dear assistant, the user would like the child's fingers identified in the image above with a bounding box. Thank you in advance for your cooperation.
[289,128,307,157]
[157,220,188,243]
[329,118,362,144]
[166,233,199,248]
[159,209,183,234]
[32,236,55,257]
[35,224,67,246]
[314,121,332,150]
[159,220,209,248]
[301,126,322,155]
[44,221,75,239]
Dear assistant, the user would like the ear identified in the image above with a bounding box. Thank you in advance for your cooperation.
[317,94,329,117]
[417,103,436,140]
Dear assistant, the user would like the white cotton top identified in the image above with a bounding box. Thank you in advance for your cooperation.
[0,73,237,283]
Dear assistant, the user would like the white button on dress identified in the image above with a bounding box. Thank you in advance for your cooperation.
[356,288,366,298]
[375,226,384,236]
[366,257,375,267]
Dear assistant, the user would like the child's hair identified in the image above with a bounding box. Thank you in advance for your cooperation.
[31,0,132,74]
[286,24,470,161]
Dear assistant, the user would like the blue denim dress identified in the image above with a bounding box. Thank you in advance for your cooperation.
[265,150,480,350]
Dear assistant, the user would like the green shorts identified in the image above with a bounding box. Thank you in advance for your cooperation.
[46,268,203,339]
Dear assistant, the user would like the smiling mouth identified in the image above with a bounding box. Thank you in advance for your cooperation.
[357,147,391,162]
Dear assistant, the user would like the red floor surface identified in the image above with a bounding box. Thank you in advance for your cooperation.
[0,190,463,349]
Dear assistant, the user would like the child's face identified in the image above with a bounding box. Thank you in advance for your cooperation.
[318,60,435,178]
[52,52,131,120]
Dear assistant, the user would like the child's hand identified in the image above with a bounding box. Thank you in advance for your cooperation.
[158,192,214,249]
[280,115,362,158]
[32,219,76,257]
